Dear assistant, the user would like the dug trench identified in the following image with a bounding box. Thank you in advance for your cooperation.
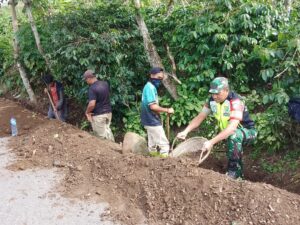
[200,150,300,196]
[1,98,300,225]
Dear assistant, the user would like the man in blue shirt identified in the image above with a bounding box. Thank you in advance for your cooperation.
[141,67,174,157]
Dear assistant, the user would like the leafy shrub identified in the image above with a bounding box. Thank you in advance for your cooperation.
[254,105,290,153]
[123,106,145,137]
[1,0,299,154]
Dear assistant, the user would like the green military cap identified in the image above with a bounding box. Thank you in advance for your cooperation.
[209,77,228,94]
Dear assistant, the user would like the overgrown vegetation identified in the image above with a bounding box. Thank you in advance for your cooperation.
[0,0,299,160]
[0,9,14,87]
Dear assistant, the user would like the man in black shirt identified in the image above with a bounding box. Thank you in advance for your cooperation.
[83,70,114,141]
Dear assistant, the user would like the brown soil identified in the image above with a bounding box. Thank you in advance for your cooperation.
[0,98,46,137]
[199,147,300,195]
[2,92,87,126]
[1,98,300,225]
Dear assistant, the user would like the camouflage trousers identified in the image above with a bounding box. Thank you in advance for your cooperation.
[227,127,257,179]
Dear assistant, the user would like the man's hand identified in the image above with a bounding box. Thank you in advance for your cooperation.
[177,130,188,140]
[202,140,213,152]
[44,88,48,94]
[86,113,93,122]
[167,107,174,114]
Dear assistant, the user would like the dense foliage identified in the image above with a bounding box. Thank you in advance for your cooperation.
[146,0,300,153]
[0,0,299,154]
[0,9,14,91]
[15,3,148,123]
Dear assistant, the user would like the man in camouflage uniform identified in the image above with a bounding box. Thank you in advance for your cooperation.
[177,77,257,179]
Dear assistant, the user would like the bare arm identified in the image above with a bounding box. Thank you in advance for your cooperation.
[177,105,209,139]
[85,100,96,114]
[85,100,96,122]
[149,103,172,114]
[183,111,208,133]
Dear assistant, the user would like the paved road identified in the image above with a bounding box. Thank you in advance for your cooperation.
[0,137,117,225]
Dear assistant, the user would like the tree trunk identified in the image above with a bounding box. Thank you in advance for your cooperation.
[23,0,52,71]
[167,0,175,16]
[9,0,37,104]
[284,0,292,16]
[133,0,178,100]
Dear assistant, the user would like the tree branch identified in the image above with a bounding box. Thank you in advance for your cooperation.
[132,0,178,99]
[166,44,181,84]
[274,49,298,79]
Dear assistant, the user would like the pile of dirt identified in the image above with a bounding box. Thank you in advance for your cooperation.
[0,98,46,137]
[201,151,300,195]
[1,98,300,225]
[2,93,87,127]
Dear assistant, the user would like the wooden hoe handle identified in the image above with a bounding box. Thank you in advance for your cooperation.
[166,113,170,141]
[46,89,60,120]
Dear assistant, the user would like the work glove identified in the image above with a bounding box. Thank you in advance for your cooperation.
[201,140,213,152]
[177,130,188,140]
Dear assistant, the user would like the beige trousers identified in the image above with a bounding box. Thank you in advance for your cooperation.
[144,125,169,154]
[91,113,115,142]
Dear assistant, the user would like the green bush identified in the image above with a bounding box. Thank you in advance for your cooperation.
[123,106,145,137]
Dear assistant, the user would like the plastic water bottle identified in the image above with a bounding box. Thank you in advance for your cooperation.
[10,117,18,136]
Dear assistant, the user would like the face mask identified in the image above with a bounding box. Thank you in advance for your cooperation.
[151,78,161,88]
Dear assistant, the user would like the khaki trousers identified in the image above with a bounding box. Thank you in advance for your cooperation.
[144,125,169,154]
[91,113,115,142]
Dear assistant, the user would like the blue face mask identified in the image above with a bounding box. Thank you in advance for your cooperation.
[151,78,162,88]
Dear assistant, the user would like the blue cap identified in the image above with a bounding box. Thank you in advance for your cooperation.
[149,67,163,75]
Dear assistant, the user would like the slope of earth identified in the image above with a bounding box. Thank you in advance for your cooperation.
[0,137,117,225]
[0,98,46,137]
[201,149,300,195]
[1,98,300,225]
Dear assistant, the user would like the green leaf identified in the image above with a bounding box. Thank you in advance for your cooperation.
[191,31,198,39]
[263,95,269,104]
